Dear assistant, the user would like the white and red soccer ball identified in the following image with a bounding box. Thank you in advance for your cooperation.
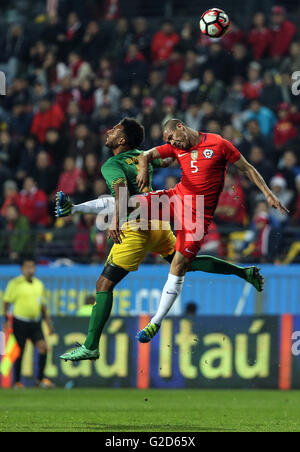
[200,8,230,38]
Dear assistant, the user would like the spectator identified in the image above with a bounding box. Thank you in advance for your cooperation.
[185,104,202,131]
[269,5,296,60]
[215,173,247,228]
[55,75,79,114]
[68,50,93,87]
[17,135,39,182]
[0,205,32,262]
[68,123,98,166]
[248,12,272,60]
[239,119,272,158]
[278,150,300,190]
[94,78,121,114]
[144,123,163,149]
[65,101,83,137]
[242,100,277,137]
[16,177,50,227]
[119,96,138,119]
[0,130,20,173]
[117,43,148,89]
[221,78,246,115]
[137,97,160,134]
[280,41,300,74]
[7,101,33,139]
[109,17,132,60]
[259,72,283,112]
[269,175,293,225]
[80,21,106,66]
[0,24,27,84]
[274,103,300,150]
[72,177,94,205]
[93,178,109,198]
[197,69,225,105]
[83,153,101,191]
[227,43,251,80]
[32,151,59,196]
[30,96,65,143]
[243,62,264,101]
[147,70,170,105]
[43,128,66,168]
[221,20,244,52]
[131,17,152,60]
[78,79,95,116]
[151,20,180,65]
[0,180,19,217]
[165,49,185,87]
[178,72,199,111]
[73,214,95,259]
[56,156,82,196]
[248,146,275,184]
[160,97,179,125]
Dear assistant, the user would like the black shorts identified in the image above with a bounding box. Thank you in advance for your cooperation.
[13,318,44,349]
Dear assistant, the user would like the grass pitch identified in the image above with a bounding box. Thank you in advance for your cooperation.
[0,389,300,432]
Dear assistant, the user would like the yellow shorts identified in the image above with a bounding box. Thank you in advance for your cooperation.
[105,220,176,272]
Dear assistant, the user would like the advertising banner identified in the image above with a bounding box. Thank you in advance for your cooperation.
[0,315,289,389]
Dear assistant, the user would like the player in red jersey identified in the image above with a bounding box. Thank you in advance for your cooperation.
[135,119,289,343]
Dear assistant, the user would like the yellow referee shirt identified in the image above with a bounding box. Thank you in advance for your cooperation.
[3,276,46,321]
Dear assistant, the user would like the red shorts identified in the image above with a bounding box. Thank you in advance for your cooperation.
[136,188,212,261]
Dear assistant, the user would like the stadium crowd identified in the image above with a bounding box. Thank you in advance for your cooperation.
[0,1,300,264]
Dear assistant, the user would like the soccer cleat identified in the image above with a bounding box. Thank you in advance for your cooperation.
[60,344,100,362]
[244,267,264,292]
[136,322,160,343]
[55,191,73,218]
[37,378,56,389]
[14,382,25,389]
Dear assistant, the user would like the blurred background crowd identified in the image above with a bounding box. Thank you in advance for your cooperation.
[0,0,300,265]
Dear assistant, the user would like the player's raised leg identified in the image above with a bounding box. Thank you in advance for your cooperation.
[137,251,189,343]
[55,191,115,218]
[189,256,264,292]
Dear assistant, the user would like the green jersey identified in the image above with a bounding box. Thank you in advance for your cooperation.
[101,149,162,197]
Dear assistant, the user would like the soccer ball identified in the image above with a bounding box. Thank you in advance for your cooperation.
[200,8,230,38]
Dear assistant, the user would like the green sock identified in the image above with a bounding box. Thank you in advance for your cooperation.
[84,291,113,351]
[189,255,246,280]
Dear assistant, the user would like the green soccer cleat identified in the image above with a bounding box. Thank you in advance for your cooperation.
[60,344,100,362]
[136,322,160,343]
[244,267,264,292]
[55,191,73,218]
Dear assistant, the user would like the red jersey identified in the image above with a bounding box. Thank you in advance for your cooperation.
[156,133,241,219]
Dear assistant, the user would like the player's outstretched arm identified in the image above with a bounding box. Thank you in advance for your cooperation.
[137,148,162,191]
[234,156,289,215]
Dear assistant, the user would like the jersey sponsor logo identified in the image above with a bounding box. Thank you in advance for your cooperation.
[203,149,214,159]
[178,153,188,157]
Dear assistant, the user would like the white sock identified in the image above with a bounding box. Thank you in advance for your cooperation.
[72,196,115,215]
[151,274,185,325]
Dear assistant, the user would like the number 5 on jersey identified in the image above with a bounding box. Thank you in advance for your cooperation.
[191,161,198,173]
